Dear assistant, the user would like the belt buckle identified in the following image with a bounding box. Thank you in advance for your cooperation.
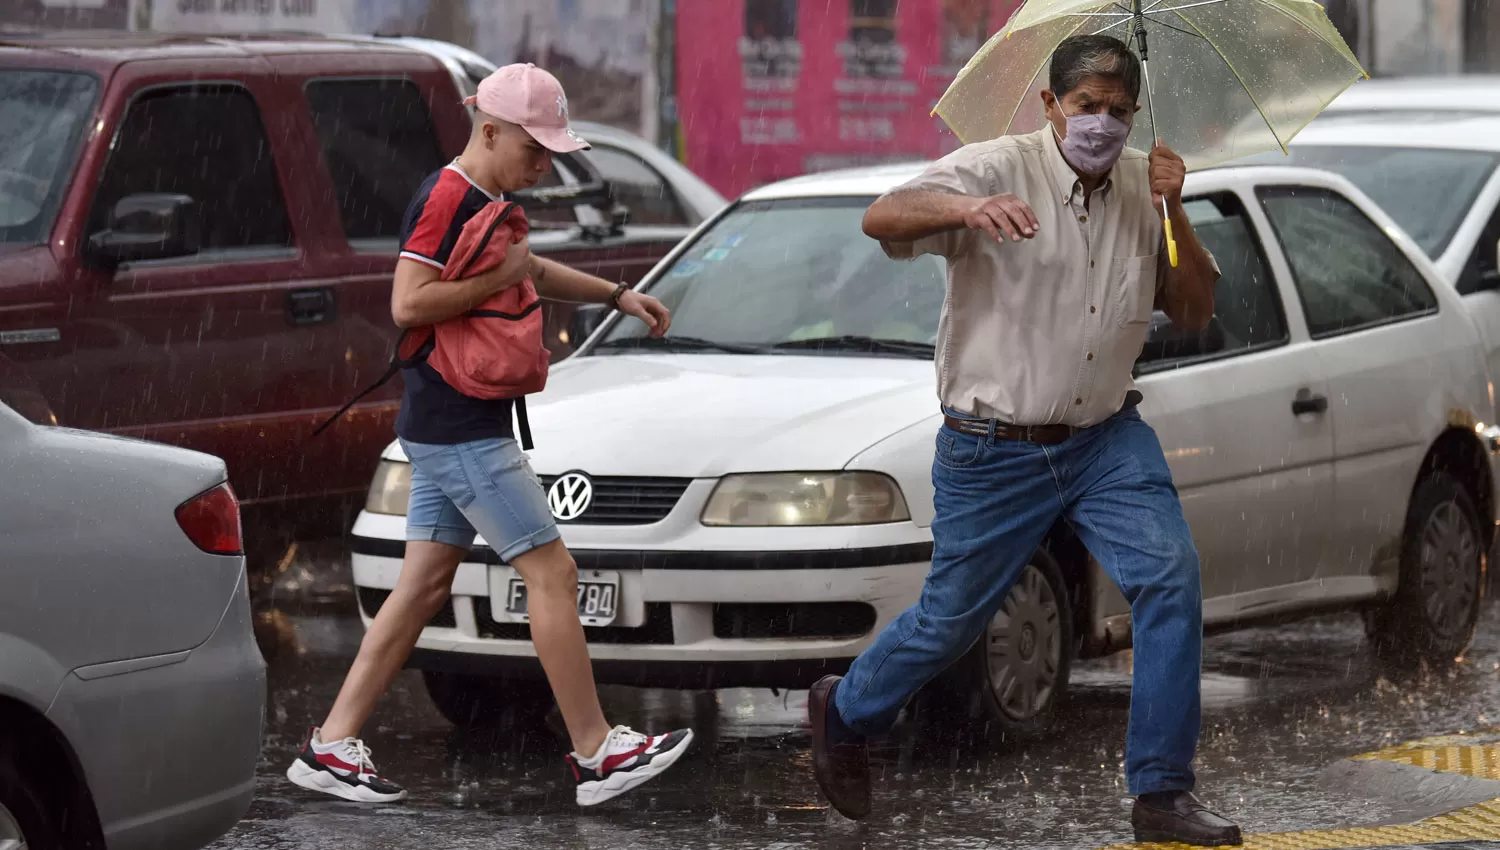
[1020,425,1035,442]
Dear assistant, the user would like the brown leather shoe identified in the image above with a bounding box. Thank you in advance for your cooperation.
[808,675,870,819]
[1132,792,1243,846]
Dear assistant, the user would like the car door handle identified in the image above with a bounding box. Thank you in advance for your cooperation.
[286,287,335,326]
[1292,390,1328,416]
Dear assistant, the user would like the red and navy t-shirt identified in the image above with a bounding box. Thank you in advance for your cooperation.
[394,162,516,445]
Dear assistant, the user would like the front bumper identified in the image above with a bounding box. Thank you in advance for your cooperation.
[351,511,931,689]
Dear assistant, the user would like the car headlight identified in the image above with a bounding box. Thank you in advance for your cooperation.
[701,472,910,527]
[366,460,412,515]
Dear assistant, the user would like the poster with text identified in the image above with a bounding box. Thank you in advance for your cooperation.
[677,0,1022,197]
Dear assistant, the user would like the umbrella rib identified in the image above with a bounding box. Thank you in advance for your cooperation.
[1136,16,1210,39]
[1092,17,1132,35]
[1165,5,1288,153]
[1148,0,1234,12]
[1246,0,1369,77]
[1094,11,1205,41]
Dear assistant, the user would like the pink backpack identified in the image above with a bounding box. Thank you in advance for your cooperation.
[422,201,550,399]
[314,201,549,447]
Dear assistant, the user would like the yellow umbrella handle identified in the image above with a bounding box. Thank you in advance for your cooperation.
[1165,214,1179,268]
[1161,194,1178,268]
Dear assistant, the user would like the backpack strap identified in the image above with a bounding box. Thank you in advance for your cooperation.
[515,396,533,451]
[310,328,434,438]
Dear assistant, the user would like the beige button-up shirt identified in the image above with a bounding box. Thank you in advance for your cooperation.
[884,127,1188,428]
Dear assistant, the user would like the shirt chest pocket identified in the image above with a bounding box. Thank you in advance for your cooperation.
[1111,254,1159,328]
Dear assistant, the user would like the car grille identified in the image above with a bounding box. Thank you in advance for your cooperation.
[474,598,675,644]
[712,603,877,640]
[358,587,456,629]
[537,475,690,525]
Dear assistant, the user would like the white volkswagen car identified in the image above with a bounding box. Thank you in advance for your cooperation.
[351,163,1500,737]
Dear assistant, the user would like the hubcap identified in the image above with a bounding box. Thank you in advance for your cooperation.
[1419,500,1479,641]
[0,801,26,850]
[985,563,1062,722]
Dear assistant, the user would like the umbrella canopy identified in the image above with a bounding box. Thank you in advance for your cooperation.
[934,0,1369,171]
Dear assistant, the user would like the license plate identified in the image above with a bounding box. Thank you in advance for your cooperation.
[504,570,619,627]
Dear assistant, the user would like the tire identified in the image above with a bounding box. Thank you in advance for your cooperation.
[1369,472,1484,665]
[926,549,1073,742]
[0,753,63,850]
[421,670,556,731]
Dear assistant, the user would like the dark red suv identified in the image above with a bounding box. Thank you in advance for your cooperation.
[0,33,690,551]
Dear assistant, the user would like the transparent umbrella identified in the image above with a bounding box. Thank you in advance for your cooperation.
[934,0,1368,264]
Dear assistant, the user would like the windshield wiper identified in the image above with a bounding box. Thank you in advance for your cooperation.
[592,335,765,355]
[769,335,935,358]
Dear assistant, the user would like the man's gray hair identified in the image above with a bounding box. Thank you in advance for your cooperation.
[1048,34,1141,102]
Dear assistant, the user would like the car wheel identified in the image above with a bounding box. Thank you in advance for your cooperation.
[0,754,61,850]
[1370,472,1483,665]
[925,550,1073,741]
[421,670,555,730]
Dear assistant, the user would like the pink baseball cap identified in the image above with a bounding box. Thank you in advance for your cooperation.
[464,63,590,153]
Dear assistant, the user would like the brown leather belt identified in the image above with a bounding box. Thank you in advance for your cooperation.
[943,415,1079,445]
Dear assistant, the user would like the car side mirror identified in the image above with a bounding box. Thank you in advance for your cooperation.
[1139,311,1227,363]
[86,193,199,268]
[608,200,630,234]
[567,303,609,348]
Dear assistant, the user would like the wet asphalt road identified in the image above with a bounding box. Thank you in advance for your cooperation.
[217,551,1500,850]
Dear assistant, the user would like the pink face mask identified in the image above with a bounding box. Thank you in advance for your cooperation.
[1053,112,1132,175]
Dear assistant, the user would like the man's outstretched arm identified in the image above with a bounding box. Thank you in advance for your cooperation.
[863,189,1039,245]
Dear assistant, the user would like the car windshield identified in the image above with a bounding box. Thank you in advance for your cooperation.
[1239,145,1499,258]
[0,70,98,244]
[592,197,946,356]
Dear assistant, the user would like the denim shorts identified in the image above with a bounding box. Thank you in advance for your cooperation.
[399,437,561,563]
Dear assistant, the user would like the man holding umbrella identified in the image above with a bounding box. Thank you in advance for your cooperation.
[808,34,1242,846]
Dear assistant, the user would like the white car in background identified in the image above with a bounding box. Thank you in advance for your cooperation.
[369,35,726,228]
[1239,116,1500,415]
[350,162,1500,738]
[1322,74,1500,120]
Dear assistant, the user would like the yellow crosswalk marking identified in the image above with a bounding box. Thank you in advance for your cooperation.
[1103,737,1500,850]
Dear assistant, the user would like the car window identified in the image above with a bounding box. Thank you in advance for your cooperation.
[90,85,291,254]
[1187,194,1285,349]
[594,196,946,351]
[584,143,689,226]
[1238,145,1499,258]
[0,70,97,245]
[305,78,446,249]
[1457,200,1500,296]
[1258,186,1437,338]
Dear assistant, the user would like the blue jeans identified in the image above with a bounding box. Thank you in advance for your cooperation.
[835,407,1203,795]
[400,437,561,562]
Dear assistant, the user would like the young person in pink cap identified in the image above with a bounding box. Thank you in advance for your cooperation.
[286,63,693,807]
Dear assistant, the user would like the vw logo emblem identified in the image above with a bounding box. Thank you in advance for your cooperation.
[547,472,594,521]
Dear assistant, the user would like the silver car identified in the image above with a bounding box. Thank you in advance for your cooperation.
[0,402,265,850]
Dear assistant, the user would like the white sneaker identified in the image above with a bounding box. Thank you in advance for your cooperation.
[566,725,695,806]
[285,727,407,803]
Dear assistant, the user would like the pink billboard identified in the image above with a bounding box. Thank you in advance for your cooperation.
[676,0,1024,198]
